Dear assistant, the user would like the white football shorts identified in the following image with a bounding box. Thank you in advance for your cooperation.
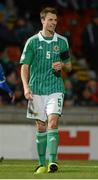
[27,93,64,122]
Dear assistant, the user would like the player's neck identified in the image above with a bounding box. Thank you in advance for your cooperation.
[41,29,54,37]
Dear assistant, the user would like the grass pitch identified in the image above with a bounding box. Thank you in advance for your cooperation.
[0,160,98,179]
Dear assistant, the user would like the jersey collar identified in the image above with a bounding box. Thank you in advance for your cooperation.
[38,31,57,43]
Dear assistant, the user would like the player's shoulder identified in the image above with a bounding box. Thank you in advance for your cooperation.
[56,33,68,43]
[27,33,39,42]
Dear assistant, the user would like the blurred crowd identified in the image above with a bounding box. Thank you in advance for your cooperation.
[0,0,98,107]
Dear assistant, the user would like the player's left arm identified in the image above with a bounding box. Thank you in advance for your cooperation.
[52,38,72,72]
[52,37,72,73]
[60,38,72,72]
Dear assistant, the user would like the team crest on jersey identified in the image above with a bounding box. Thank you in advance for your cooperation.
[53,45,60,52]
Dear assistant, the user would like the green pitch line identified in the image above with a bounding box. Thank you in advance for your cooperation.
[0,160,98,179]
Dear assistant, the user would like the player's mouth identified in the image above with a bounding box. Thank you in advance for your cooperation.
[49,25,56,31]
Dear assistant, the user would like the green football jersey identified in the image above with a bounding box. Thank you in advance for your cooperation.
[20,31,70,95]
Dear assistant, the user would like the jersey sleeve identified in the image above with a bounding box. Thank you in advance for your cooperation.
[20,38,34,65]
[60,38,70,63]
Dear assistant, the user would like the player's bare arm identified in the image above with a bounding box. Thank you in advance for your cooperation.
[21,64,33,100]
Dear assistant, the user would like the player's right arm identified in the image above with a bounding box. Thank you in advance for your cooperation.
[21,64,33,100]
[20,38,34,100]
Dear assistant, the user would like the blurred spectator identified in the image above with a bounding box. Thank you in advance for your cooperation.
[5,0,17,30]
[6,46,21,63]
[70,55,98,106]
[82,13,98,77]
[81,79,98,106]
[64,79,76,107]
[14,17,35,48]
[0,46,16,73]
[0,19,20,47]
[6,69,25,106]
[0,3,6,22]
[0,46,25,106]
[14,79,27,107]
[0,63,14,105]
[71,56,91,82]
[0,2,20,47]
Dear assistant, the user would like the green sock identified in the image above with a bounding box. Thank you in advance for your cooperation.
[47,129,59,163]
[36,131,47,166]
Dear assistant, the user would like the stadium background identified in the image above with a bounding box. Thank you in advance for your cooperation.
[0,0,98,161]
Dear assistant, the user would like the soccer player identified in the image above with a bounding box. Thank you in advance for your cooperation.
[0,64,15,102]
[20,7,72,174]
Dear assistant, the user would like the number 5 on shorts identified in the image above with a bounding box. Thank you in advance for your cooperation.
[58,98,62,107]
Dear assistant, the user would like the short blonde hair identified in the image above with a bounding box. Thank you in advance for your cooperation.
[40,7,57,20]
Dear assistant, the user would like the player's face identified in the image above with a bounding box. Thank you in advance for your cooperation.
[42,12,57,33]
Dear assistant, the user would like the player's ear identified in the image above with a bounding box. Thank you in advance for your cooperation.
[41,18,45,25]
[41,18,43,24]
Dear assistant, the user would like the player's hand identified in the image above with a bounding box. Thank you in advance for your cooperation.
[52,62,63,71]
[24,88,33,100]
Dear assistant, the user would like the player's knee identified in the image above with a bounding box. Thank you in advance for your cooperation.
[36,120,46,132]
[48,118,58,129]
